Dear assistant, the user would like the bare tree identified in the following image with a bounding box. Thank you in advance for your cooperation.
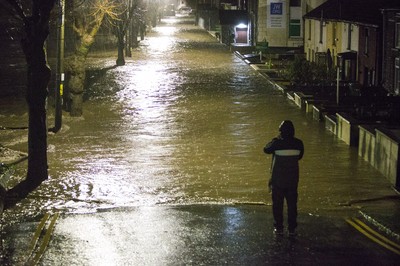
[65,0,119,117]
[111,0,146,66]
[2,0,56,202]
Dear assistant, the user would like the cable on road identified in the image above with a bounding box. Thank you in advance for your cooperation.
[346,217,400,255]
[26,212,59,265]
[0,156,28,168]
[338,195,400,206]
[26,194,107,204]
[0,126,28,130]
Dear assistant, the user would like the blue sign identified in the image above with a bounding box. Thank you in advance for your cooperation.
[271,3,283,15]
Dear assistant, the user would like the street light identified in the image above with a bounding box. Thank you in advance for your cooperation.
[236,23,247,29]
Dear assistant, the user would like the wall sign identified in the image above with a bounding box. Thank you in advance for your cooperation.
[267,0,286,28]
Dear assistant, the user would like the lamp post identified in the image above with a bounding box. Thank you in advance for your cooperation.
[51,0,65,133]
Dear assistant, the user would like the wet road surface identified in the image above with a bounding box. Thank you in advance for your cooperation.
[6,205,400,265]
[0,16,399,264]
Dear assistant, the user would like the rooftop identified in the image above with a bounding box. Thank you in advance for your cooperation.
[304,0,400,27]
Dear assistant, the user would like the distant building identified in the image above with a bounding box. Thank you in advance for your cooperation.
[197,0,258,48]
[304,0,400,94]
[256,0,325,48]
[381,8,400,95]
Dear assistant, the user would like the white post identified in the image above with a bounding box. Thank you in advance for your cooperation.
[336,66,340,105]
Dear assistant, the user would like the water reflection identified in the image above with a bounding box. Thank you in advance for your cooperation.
[223,207,243,234]
[0,17,392,219]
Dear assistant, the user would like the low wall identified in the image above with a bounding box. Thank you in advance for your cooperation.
[358,125,377,167]
[294,92,313,110]
[375,128,400,189]
[336,113,360,146]
[324,114,337,135]
[305,99,327,114]
[312,105,323,121]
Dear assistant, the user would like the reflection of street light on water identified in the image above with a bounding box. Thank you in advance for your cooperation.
[160,17,179,26]
[155,25,177,36]
[150,25,177,53]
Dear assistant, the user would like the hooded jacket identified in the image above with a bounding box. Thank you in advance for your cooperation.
[264,136,304,189]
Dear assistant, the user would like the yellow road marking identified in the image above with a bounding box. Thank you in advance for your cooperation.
[352,218,400,250]
[27,213,50,256]
[26,213,59,266]
[346,218,400,256]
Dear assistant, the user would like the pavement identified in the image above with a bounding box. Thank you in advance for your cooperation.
[1,203,398,265]
[356,195,400,242]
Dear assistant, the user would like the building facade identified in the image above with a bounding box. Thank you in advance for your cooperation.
[256,0,325,47]
[304,0,400,91]
[382,9,400,95]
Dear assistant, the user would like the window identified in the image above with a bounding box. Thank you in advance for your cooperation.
[308,20,311,40]
[347,24,352,50]
[319,20,323,43]
[396,23,400,48]
[289,0,301,38]
[290,0,301,7]
[289,19,301,37]
[395,58,400,94]
[364,28,369,55]
[332,22,337,46]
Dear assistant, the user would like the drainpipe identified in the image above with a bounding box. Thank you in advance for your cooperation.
[337,65,340,105]
[381,9,386,87]
[50,0,65,133]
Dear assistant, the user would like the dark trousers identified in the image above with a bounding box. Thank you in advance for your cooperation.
[272,186,298,231]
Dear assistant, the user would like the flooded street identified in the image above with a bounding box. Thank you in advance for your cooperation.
[0,16,394,219]
[2,16,400,265]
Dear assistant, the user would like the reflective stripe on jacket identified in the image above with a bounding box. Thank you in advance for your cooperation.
[264,137,304,189]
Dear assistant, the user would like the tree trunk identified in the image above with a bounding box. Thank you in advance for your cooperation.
[125,20,132,57]
[116,27,125,66]
[17,1,55,195]
[140,22,146,41]
[26,63,50,188]
[67,34,96,117]
[67,8,106,117]
[67,53,86,117]
[132,24,139,48]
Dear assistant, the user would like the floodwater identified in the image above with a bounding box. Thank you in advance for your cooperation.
[0,16,393,222]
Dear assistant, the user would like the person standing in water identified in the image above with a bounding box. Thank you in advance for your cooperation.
[264,120,304,236]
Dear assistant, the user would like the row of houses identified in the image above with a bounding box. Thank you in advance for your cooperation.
[196,0,400,190]
[196,0,400,95]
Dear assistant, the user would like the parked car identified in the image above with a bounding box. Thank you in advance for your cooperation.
[177,6,192,15]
